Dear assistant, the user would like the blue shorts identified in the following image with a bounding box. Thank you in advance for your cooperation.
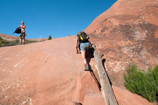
[80,42,90,51]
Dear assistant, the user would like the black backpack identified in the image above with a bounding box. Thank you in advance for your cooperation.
[79,32,89,43]
[13,28,21,34]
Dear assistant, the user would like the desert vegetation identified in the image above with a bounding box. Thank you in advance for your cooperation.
[48,35,52,40]
[124,63,158,102]
[0,37,37,47]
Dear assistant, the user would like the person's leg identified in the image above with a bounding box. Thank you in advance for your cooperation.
[81,51,89,71]
[23,37,25,44]
[23,32,26,44]
[81,51,87,65]
[19,37,22,44]
[19,33,22,44]
[80,42,90,71]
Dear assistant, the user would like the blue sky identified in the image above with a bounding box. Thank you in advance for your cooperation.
[0,0,116,39]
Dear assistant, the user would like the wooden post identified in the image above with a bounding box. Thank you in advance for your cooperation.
[92,45,118,105]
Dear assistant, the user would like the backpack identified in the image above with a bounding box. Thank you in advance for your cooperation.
[13,28,21,34]
[79,32,89,43]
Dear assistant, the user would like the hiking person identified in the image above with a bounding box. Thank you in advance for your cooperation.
[19,21,26,44]
[76,31,92,71]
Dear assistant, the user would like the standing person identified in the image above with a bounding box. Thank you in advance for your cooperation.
[76,31,92,71]
[19,21,26,44]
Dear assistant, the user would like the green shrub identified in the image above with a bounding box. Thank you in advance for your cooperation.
[48,35,52,40]
[0,37,9,47]
[0,38,37,47]
[0,37,3,40]
[124,63,158,102]
[14,39,19,43]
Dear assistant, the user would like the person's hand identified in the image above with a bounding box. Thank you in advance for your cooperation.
[76,50,81,54]
[76,50,79,54]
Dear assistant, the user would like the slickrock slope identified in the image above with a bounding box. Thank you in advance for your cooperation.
[1,0,158,104]
[0,35,153,105]
[84,0,158,89]
[0,36,84,105]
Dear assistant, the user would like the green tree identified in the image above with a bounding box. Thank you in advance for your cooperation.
[48,35,52,40]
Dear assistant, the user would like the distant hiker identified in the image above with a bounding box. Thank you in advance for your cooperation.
[76,31,92,71]
[19,21,26,44]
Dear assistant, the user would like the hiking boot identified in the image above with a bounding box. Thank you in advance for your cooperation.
[84,64,89,71]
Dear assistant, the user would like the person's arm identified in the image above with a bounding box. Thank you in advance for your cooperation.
[76,36,80,54]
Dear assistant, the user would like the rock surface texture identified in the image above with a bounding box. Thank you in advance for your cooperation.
[1,0,158,104]
[0,36,153,105]
[0,36,84,105]
[84,0,158,89]
[72,72,101,103]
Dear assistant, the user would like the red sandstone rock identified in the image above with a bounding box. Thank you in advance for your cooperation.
[0,33,19,41]
[113,85,153,105]
[1,0,158,104]
[72,71,100,104]
[0,36,84,105]
[84,0,158,89]
[83,93,105,105]
[0,35,155,105]
[64,101,82,105]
